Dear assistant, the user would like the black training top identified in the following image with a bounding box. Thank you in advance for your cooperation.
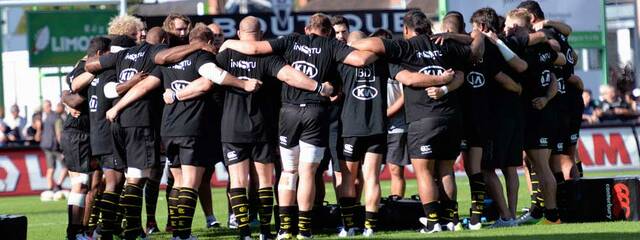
[492,33,529,116]
[268,33,354,104]
[64,60,90,133]
[338,60,395,137]
[88,68,117,155]
[99,42,166,127]
[382,35,470,122]
[462,40,502,121]
[156,50,216,137]
[521,42,559,104]
[215,49,287,143]
[542,27,579,111]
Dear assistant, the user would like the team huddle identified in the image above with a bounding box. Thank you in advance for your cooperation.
[59,1,584,240]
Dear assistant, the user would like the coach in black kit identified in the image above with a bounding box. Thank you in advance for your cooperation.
[351,9,469,234]
[220,13,377,239]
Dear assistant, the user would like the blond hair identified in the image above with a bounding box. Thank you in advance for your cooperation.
[108,15,144,35]
[507,9,532,28]
[162,13,192,33]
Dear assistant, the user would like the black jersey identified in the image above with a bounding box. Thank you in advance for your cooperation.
[338,60,393,137]
[215,49,287,143]
[491,33,529,116]
[99,43,166,127]
[156,50,216,137]
[381,35,470,122]
[462,41,502,120]
[88,68,117,155]
[268,33,354,104]
[521,42,559,103]
[64,60,90,132]
[542,27,578,111]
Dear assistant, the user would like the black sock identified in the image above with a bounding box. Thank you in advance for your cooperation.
[165,175,174,223]
[278,206,297,234]
[298,211,312,237]
[554,172,565,185]
[66,204,84,238]
[529,171,545,219]
[176,188,198,239]
[422,202,440,230]
[167,187,180,237]
[145,179,160,223]
[98,191,121,237]
[121,183,144,238]
[258,187,274,235]
[441,200,459,225]
[364,211,377,230]
[229,188,251,237]
[545,208,559,222]
[469,173,485,225]
[88,192,102,231]
[338,197,356,229]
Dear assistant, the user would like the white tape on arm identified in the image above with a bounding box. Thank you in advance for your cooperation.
[198,62,228,84]
[495,39,516,61]
[104,82,120,99]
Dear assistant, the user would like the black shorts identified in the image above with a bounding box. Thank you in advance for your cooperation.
[523,107,556,150]
[97,153,126,171]
[111,123,160,170]
[462,109,490,150]
[385,133,410,166]
[222,142,276,166]
[61,130,93,173]
[407,116,461,160]
[552,110,574,155]
[487,115,523,170]
[343,134,387,162]
[320,104,343,173]
[163,136,216,168]
[278,103,328,148]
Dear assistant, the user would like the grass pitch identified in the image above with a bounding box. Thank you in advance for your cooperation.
[2,170,639,239]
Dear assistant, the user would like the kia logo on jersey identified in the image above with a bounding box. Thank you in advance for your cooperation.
[466,71,485,88]
[419,66,445,76]
[352,85,378,100]
[89,95,98,112]
[292,61,318,78]
[119,68,138,83]
[540,70,551,87]
[171,80,190,92]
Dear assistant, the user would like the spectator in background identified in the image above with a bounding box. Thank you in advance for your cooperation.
[40,100,67,191]
[596,85,636,122]
[24,112,42,145]
[4,104,26,142]
[582,90,599,124]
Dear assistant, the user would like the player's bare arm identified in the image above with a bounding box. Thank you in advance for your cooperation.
[534,20,572,36]
[494,72,522,95]
[532,73,557,110]
[198,62,262,93]
[342,50,378,67]
[555,52,567,66]
[106,76,161,122]
[154,42,210,65]
[69,71,96,93]
[60,90,86,110]
[386,92,404,118]
[219,39,273,55]
[276,65,334,97]
[567,74,584,91]
[395,68,455,88]
[431,32,473,45]
[483,31,528,73]
[349,37,386,55]
[426,70,464,100]
[163,77,213,104]
[528,31,547,46]
[469,30,486,63]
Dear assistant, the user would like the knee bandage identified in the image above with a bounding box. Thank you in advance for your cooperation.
[279,172,298,191]
[68,192,86,207]
[299,141,325,164]
[279,146,300,171]
[70,173,90,186]
[126,167,151,179]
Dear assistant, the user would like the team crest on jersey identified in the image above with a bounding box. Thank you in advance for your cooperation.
[344,144,354,154]
[171,80,190,92]
[419,66,446,76]
[91,78,99,86]
[557,77,566,94]
[540,70,551,87]
[89,95,98,112]
[466,71,485,88]
[292,61,318,78]
[420,145,432,155]
[352,85,378,100]
[119,68,138,83]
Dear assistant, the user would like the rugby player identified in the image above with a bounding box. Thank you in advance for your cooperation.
[351,9,470,233]
[219,13,378,239]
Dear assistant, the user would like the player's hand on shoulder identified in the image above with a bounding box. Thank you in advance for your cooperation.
[533,20,548,32]
[430,33,450,45]
[68,107,81,118]
[130,71,148,82]
[201,42,217,54]
[243,78,263,93]
[163,88,176,105]
[441,69,455,83]
[482,31,499,44]
[106,108,119,123]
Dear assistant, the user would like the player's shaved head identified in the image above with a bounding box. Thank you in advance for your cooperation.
[305,13,333,37]
[347,31,366,44]
[145,27,166,45]
[239,16,260,33]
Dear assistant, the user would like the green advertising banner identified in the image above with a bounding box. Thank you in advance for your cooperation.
[27,10,117,67]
